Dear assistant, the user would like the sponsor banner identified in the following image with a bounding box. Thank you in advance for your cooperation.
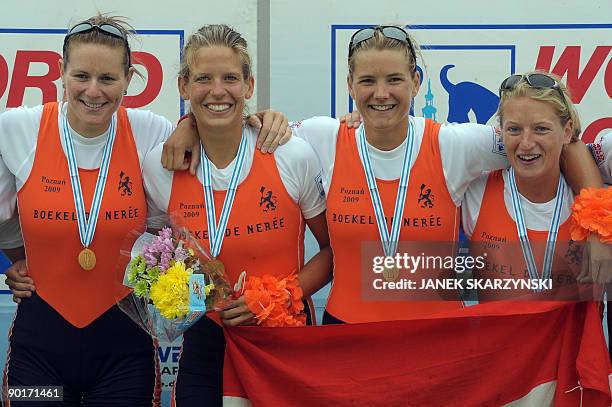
[0,29,184,120]
[332,24,612,143]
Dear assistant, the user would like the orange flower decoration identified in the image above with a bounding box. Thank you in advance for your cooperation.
[243,273,306,327]
[570,187,612,243]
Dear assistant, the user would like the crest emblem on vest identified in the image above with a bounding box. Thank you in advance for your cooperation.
[118,171,133,196]
[259,186,278,212]
[418,183,435,208]
[564,240,582,267]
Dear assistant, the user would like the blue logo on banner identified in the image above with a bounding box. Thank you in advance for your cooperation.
[439,64,499,124]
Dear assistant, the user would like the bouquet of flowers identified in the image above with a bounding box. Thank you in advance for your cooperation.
[118,226,233,341]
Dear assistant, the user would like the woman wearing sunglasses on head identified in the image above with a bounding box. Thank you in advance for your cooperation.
[142,25,331,406]
[462,71,609,301]
[0,14,175,406]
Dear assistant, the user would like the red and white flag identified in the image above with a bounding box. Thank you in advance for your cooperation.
[223,301,611,406]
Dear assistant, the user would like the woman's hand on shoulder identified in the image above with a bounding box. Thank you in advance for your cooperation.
[251,109,292,154]
[339,110,362,128]
[161,115,201,175]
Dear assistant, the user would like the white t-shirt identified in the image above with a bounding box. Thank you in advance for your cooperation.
[143,125,326,226]
[0,104,173,249]
[291,116,507,206]
[462,169,574,238]
[590,130,612,184]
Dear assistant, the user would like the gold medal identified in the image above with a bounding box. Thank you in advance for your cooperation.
[78,248,96,271]
[383,265,399,282]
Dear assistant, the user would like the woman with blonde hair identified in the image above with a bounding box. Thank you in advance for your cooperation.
[462,71,603,300]
[141,24,332,406]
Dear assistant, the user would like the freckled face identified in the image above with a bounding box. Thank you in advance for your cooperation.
[501,96,572,183]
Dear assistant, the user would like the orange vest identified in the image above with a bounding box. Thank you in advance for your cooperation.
[168,145,305,317]
[17,102,146,328]
[325,120,462,323]
[470,170,579,300]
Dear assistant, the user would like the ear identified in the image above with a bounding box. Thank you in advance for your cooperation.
[411,70,421,98]
[178,75,190,100]
[562,119,573,144]
[244,75,254,100]
[347,74,355,100]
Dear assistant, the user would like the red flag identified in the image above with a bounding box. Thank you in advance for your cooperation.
[224,301,611,406]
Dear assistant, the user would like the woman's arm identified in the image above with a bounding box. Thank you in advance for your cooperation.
[298,213,332,298]
[561,140,603,192]
[162,110,293,174]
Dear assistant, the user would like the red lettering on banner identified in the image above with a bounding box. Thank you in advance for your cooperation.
[7,50,61,107]
[606,58,612,99]
[582,117,612,144]
[0,55,8,100]
[123,51,163,108]
[535,46,611,104]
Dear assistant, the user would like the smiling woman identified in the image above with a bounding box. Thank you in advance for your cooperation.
[462,71,597,302]
[0,13,175,406]
[140,24,332,406]
[61,43,133,137]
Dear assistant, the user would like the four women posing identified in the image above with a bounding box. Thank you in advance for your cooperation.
[0,16,608,407]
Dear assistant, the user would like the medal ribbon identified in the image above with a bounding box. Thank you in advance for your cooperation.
[507,167,564,288]
[356,120,414,257]
[60,108,117,250]
[200,127,247,258]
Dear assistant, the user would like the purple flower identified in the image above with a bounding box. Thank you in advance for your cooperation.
[142,227,176,271]
[174,246,189,263]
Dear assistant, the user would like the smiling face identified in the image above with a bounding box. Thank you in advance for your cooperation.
[501,95,572,187]
[179,46,254,134]
[348,48,420,137]
[60,43,132,137]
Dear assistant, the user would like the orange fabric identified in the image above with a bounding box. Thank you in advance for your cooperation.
[17,102,146,328]
[325,120,461,323]
[470,170,580,300]
[168,145,306,400]
[168,145,306,313]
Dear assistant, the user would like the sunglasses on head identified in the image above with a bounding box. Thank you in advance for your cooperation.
[348,25,417,70]
[499,73,563,97]
[63,22,131,65]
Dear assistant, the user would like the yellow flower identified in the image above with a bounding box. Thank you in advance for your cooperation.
[150,261,192,319]
[204,282,215,296]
